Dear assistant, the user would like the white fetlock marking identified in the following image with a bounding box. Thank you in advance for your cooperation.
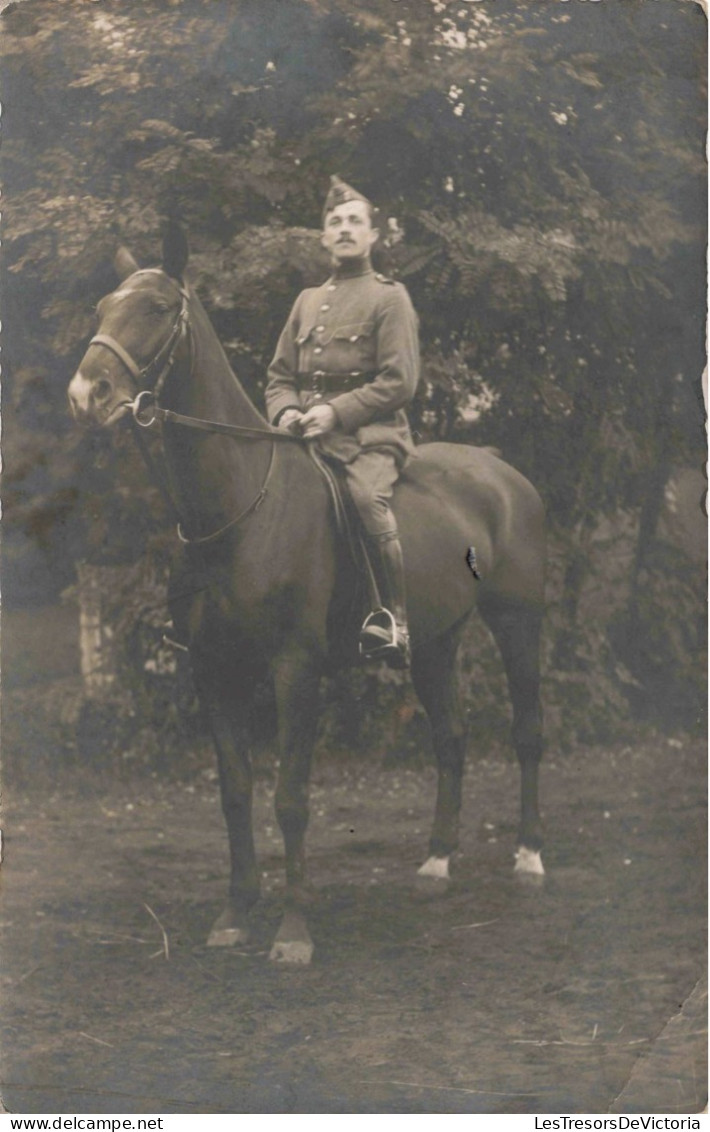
[514,847,545,876]
[269,939,314,965]
[417,856,451,880]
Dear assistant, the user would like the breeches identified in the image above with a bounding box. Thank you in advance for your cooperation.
[345,450,400,541]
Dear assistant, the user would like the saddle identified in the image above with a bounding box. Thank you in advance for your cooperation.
[163,445,400,661]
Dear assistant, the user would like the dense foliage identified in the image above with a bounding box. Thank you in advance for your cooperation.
[2,0,706,748]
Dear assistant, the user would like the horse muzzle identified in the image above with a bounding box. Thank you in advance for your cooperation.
[68,369,133,427]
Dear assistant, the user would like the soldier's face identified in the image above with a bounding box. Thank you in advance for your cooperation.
[321,200,379,263]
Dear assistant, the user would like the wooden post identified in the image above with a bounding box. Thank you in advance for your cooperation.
[76,562,122,697]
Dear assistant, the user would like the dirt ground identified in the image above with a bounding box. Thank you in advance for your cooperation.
[1,736,706,1115]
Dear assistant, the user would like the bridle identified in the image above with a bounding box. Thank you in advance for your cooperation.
[87,269,302,546]
[88,270,192,410]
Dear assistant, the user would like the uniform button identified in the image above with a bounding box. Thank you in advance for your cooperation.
[320,304,330,311]
[316,325,325,332]
[349,335,359,342]
[314,346,323,354]
[314,393,323,401]
[327,284,336,291]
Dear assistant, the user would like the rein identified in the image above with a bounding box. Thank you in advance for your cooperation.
[93,270,303,546]
[132,395,302,444]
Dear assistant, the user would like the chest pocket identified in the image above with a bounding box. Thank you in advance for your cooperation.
[296,322,374,342]
[325,321,377,373]
[296,319,377,372]
[328,320,375,345]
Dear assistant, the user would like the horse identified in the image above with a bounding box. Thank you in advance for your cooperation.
[68,225,546,964]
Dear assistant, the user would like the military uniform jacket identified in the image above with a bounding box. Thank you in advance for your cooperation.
[265,266,420,465]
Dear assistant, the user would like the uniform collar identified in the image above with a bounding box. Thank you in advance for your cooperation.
[330,256,375,280]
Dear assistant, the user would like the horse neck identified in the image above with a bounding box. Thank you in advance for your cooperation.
[160,290,274,538]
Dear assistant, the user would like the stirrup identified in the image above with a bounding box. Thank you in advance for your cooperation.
[359,608,411,669]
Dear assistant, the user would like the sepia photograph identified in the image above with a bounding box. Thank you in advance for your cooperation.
[1,0,707,1117]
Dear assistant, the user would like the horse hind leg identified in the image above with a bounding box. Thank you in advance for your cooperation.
[410,625,468,892]
[479,596,545,883]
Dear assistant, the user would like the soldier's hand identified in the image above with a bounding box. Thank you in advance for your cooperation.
[300,405,337,438]
[278,409,306,434]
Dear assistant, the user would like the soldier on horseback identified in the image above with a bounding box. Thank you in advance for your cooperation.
[69,221,547,960]
[265,176,420,669]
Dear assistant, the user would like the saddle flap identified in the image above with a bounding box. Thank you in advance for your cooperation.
[306,446,381,610]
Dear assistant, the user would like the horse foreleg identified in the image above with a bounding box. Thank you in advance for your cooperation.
[196,673,260,947]
[480,597,545,882]
[270,648,321,964]
[411,628,467,891]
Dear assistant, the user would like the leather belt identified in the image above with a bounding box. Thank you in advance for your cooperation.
[296,370,377,394]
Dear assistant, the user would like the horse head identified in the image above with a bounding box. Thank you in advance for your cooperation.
[68,224,190,427]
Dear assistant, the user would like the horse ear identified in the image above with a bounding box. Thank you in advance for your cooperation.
[162,221,189,281]
[114,246,140,280]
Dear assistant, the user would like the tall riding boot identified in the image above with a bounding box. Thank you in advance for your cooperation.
[359,535,411,669]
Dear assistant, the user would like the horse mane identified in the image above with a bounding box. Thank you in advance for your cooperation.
[182,277,268,430]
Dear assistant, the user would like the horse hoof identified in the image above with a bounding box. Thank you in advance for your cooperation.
[418,855,451,880]
[415,856,451,896]
[207,926,250,947]
[269,938,314,965]
[206,907,250,947]
[514,847,545,886]
[269,908,314,964]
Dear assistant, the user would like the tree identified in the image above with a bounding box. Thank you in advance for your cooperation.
[2,0,705,736]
